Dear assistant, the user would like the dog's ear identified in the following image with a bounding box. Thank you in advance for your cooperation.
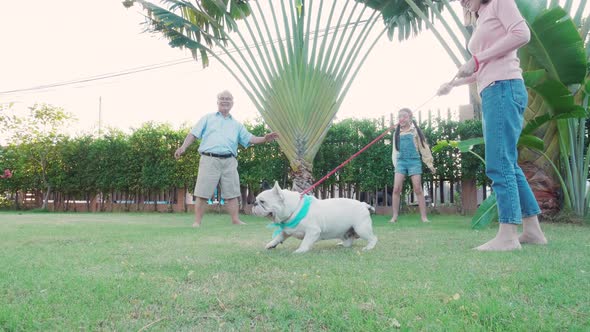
[273,181,281,190]
[272,181,284,201]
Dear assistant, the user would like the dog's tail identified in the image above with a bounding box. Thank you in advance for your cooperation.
[363,202,376,214]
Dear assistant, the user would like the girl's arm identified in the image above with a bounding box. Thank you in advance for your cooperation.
[414,133,435,173]
[391,133,398,169]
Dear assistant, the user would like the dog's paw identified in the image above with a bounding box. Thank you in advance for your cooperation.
[265,242,278,250]
[293,248,309,254]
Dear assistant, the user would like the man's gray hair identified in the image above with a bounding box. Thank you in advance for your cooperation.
[217,90,234,100]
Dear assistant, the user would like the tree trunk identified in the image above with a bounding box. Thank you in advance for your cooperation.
[289,162,313,193]
[124,191,130,212]
[520,161,559,215]
[42,186,51,210]
[136,191,141,211]
[183,186,188,213]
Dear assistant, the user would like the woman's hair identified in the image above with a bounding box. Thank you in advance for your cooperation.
[465,0,491,25]
[394,108,427,151]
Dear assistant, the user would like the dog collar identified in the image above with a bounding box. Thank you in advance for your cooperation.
[268,195,312,238]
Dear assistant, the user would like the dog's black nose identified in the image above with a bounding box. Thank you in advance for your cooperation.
[253,202,258,206]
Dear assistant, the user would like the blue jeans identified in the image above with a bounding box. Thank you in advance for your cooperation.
[481,79,541,224]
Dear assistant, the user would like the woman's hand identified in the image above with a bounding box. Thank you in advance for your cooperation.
[437,82,454,96]
[457,57,477,78]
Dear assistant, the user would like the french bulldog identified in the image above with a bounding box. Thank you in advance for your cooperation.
[252,182,378,253]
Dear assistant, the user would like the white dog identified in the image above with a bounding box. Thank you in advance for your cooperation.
[251,182,377,253]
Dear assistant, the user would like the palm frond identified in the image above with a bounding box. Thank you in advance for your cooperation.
[471,193,498,229]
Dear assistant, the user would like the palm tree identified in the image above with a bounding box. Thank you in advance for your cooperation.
[122,0,444,191]
[517,2,589,216]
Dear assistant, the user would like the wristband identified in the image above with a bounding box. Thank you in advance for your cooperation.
[473,55,480,72]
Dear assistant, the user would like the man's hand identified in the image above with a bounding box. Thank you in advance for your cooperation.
[457,57,476,78]
[429,166,436,174]
[264,132,279,142]
[174,147,186,159]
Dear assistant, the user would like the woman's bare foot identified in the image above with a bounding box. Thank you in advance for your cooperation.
[475,223,521,251]
[388,218,397,223]
[519,215,547,244]
[232,220,246,225]
[421,219,430,223]
[192,222,201,228]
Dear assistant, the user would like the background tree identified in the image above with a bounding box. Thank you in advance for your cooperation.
[0,103,74,209]
[128,122,178,211]
[55,136,98,211]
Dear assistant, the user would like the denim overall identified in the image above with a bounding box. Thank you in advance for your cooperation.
[395,133,422,176]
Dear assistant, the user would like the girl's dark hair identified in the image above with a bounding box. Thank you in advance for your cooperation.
[394,108,427,151]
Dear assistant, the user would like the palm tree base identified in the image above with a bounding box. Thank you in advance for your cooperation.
[290,162,313,193]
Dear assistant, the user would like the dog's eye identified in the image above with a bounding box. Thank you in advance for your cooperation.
[259,200,265,205]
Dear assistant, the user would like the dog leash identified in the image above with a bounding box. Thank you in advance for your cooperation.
[300,123,397,196]
[299,77,461,196]
[414,75,458,110]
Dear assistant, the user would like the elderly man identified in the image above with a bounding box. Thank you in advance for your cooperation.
[175,90,278,227]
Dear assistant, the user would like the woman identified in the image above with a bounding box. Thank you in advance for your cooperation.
[390,108,435,224]
[438,0,547,250]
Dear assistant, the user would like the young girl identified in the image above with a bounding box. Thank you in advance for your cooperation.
[390,108,436,223]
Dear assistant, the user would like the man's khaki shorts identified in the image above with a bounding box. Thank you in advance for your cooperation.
[194,155,241,199]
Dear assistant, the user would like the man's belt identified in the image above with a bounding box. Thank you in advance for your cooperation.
[201,152,234,159]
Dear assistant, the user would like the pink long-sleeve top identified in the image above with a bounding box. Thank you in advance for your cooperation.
[455,0,531,94]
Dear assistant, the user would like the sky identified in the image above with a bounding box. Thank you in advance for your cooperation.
[0,0,472,136]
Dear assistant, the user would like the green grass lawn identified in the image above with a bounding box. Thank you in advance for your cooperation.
[0,211,589,331]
